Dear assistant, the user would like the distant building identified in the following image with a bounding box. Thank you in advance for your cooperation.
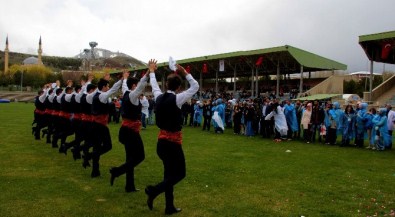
[3,36,44,70]
[23,57,39,65]
[4,35,9,72]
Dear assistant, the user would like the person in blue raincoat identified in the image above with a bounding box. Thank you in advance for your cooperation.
[284,100,299,140]
[324,103,337,145]
[333,102,344,137]
[355,102,368,147]
[341,105,355,147]
[193,101,203,127]
[372,108,391,150]
[213,98,225,133]
[368,108,379,149]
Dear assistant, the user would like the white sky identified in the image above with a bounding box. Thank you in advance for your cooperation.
[1,0,394,72]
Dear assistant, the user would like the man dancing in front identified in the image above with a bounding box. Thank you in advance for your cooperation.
[145,60,199,215]
[109,68,149,192]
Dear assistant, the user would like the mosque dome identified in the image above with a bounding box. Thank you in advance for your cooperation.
[23,57,39,65]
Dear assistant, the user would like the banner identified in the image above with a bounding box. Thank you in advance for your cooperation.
[219,60,225,72]
[203,63,208,73]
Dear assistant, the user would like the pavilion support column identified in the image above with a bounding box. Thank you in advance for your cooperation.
[251,68,254,97]
[215,70,218,94]
[369,60,374,102]
[233,66,237,94]
[276,61,280,98]
[299,65,304,94]
[256,68,259,97]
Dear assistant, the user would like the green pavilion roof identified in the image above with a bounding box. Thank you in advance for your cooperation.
[112,45,347,80]
[359,30,395,64]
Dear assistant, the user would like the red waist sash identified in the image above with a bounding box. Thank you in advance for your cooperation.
[34,109,46,115]
[45,109,54,115]
[59,111,72,119]
[73,113,82,121]
[81,113,93,122]
[92,114,108,126]
[158,130,182,145]
[121,118,142,133]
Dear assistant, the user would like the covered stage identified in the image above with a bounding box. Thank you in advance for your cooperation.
[115,45,347,98]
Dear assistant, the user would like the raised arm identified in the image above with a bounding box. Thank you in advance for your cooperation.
[39,84,50,103]
[147,59,162,100]
[99,79,123,103]
[129,74,148,103]
[175,64,199,108]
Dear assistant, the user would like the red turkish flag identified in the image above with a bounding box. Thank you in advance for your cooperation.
[381,43,392,60]
[186,65,191,73]
[202,63,208,73]
[255,56,264,66]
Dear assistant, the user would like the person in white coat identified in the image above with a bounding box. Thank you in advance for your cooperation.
[140,94,149,129]
[265,101,288,142]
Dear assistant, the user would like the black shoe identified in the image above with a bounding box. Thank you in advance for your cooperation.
[82,160,90,169]
[165,207,182,215]
[109,168,116,186]
[59,144,67,155]
[125,187,140,193]
[71,148,81,160]
[91,170,100,178]
[145,186,156,210]
[42,129,48,138]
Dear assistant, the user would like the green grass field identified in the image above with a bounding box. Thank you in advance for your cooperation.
[0,103,394,217]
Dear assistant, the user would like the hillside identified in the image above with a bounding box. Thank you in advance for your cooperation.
[0,48,146,71]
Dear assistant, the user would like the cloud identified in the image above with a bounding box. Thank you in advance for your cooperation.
[0,0,395,72]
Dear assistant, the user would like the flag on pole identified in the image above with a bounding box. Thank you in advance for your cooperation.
[381,43,392,60]
[169,56,177,72]
[186,65,191,73]
[219,60,225,72]
[255,56,264,66]
[202,63,208,73]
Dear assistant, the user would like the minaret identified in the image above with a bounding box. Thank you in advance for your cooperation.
[37,36,43,65]
[4,35,9,72]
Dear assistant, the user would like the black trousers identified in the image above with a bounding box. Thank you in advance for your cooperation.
[261,119,273,138]
[202,116,211,131]
[33,113,46,140]
[114,126,145,191]
[152,139,186,208]
[91,123,112,175]
[326,128,337,145]
[80,121,93,161]
[234,119,241,134]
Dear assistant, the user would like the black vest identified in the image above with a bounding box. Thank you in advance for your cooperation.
[80,94,91,115]
[70,94,79,113]
[92,92,110,115]
[121,91,142,120]
[53,96,61,111]
[35,96,46,111]
[155,93,182,132]
[61,94,72,113]
[44,96,52,110]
